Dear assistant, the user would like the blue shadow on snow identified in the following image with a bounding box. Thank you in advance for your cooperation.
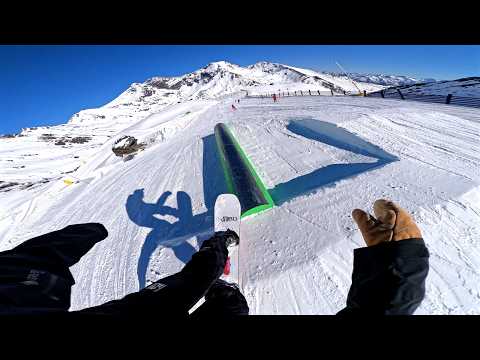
[269,118,399,205]
[126,134,227,289]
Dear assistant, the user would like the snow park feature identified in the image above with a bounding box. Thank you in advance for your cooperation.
[214,123,274,218]
[1,61,480,314]
[268,118,399,205]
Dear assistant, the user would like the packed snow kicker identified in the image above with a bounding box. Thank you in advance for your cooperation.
[1,61,480,314]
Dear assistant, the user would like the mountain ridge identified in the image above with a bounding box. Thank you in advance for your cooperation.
[5,60,452,136]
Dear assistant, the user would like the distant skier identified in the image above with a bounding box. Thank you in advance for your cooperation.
[0,225,248,318]
[272,94,277,102]
[231,104,237,111]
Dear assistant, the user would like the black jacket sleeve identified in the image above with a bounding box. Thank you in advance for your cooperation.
[75,235,228,318]
[0,223,108,313]
[337,239,429,315]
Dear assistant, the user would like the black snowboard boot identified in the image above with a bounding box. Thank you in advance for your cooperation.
[206,279,241,301]
[189,279,249,318]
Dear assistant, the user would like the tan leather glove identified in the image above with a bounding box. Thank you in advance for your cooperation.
[352,199,422,247]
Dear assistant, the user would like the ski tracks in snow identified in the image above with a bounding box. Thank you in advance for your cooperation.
[233,97,480,314]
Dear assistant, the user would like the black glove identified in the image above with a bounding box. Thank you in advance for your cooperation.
[200,229,239,251]
[215,229,239,247]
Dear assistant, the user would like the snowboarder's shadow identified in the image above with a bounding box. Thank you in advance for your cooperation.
[126,189,212,289]
[126,134,227,289]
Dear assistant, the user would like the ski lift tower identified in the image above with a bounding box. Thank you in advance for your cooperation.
[336,61,363,96]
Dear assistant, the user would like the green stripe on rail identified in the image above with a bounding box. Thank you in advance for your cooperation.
[216,124,275,218]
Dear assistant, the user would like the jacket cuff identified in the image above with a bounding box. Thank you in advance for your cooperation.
[353,238,429,270]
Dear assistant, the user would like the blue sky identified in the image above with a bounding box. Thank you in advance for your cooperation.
[1,45,478,134]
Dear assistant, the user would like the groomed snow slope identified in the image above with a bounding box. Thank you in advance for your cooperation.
[1,96,480,314]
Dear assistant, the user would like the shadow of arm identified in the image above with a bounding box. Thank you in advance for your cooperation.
[126,190,174,227]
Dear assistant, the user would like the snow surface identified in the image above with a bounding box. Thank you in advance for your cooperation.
[1,62,480,314]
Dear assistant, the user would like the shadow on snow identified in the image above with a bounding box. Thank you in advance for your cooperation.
[269,118,398,205]
[126,134,227,289]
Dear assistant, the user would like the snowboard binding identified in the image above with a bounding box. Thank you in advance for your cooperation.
[206,279,242,301]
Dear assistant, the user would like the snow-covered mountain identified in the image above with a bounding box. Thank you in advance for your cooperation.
[142,60,390,96]
[381,76,480,97]
[1,60,480,315]
[14,60,391,143]
[54,61,348,128]
[69,61,390,128]
[0,60,391,188]
[325,72,436,87]
[5,61,436,138]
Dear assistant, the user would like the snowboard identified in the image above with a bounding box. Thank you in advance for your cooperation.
[214,194,241,286]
